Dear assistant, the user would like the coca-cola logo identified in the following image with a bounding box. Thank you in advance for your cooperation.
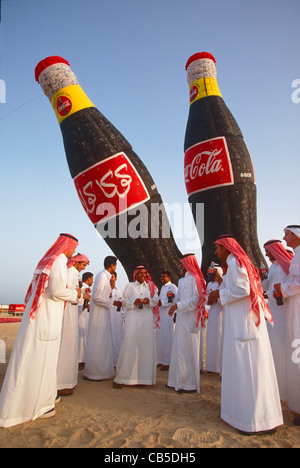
[74,152,150,224]
[56,96,72,116]
[184,137,234,195]
[190,85,198,103]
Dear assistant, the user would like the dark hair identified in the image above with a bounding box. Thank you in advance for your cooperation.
[161,270,172,279]
[82,272,93,282]
[104,256,118,269]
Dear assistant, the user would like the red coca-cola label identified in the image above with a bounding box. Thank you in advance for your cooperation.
[74,152,150,224]
[184,137,234,195]
[56,96,72,116]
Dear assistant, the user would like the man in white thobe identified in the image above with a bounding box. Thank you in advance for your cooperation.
[274,225,300,426]
[114,266,159,388]
[262,240,292,402]
[206,265,223,374]
[210,235,283,434]
[167,254,207,394]
[109,272,124,367]
[84,256,120,381]
[0,233,80,427]
[156,271,177,370]
[78,272,94,370]
[57,254,90,396]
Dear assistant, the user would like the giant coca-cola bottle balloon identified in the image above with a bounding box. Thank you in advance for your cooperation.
[184,52,265,274]
[35,56,182,286]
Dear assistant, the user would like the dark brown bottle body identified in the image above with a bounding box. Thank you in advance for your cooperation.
[35,56,183,287]
[184,57,265,275]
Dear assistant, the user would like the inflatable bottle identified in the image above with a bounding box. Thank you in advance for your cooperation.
[184,52,265,274]
[35,56,182,286]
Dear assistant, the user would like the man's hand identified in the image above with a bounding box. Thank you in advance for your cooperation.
[168,304,178,317]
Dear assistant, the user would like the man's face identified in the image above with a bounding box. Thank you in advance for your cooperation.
[76,262,88,272]
[265,250,275,263]
[215,244,229,262]
[86,277,94,287]
[283,229,297,249]
[110,273,116,288]
[136,269,146,284]
[110,262,117,274]
[161,273,171,285]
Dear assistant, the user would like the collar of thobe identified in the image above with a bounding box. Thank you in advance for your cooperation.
[104,269,112,279]
[135,280,147,287]
[164,281,171,286]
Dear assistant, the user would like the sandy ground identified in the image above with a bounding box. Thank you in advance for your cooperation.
[0,321,299,449]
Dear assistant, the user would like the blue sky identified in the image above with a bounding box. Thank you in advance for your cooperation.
[0,0,299,304]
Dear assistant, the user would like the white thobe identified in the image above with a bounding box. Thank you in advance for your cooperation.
[0,254,77,428]
[281,245,300,414]
[168,273,201,392]
[109,285,124,367]
[84,270,115,380]
[78,283,90,364]
[57,266,80,390]
[219,254,283,432]
[263,262,288,401]
[156,282,177,366]
[206,281,223,373]
[114,281,158,386]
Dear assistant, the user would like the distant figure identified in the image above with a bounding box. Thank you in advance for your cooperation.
[78,271,94,370]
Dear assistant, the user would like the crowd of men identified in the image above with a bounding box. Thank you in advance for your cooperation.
[0,225,299,436]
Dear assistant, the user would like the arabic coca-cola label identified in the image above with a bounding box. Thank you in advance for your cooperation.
[74,152,150,224]
[184,137,234,195]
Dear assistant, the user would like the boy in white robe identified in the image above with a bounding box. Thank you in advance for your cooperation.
[156,271,177,370]
[209,235,283,434]
[84,256,120,381]
[206,265,223,374]
[114,266,159,388]
[274,225,300,426]
[78,272,94,370]
[0,233,80,427]
[57,254,90,396]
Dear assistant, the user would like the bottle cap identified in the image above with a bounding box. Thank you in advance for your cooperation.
[185,52,216,70]
[35,56,70,82]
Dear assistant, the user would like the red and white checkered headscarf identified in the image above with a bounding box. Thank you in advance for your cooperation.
[133,266,160,329]
[180,254,208,328]
[67,253,90,268]
[25,233,79,320]
[215,236,273,327]
[264,240,293,275]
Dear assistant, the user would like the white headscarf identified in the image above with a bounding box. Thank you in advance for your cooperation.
[285,225,300,239]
